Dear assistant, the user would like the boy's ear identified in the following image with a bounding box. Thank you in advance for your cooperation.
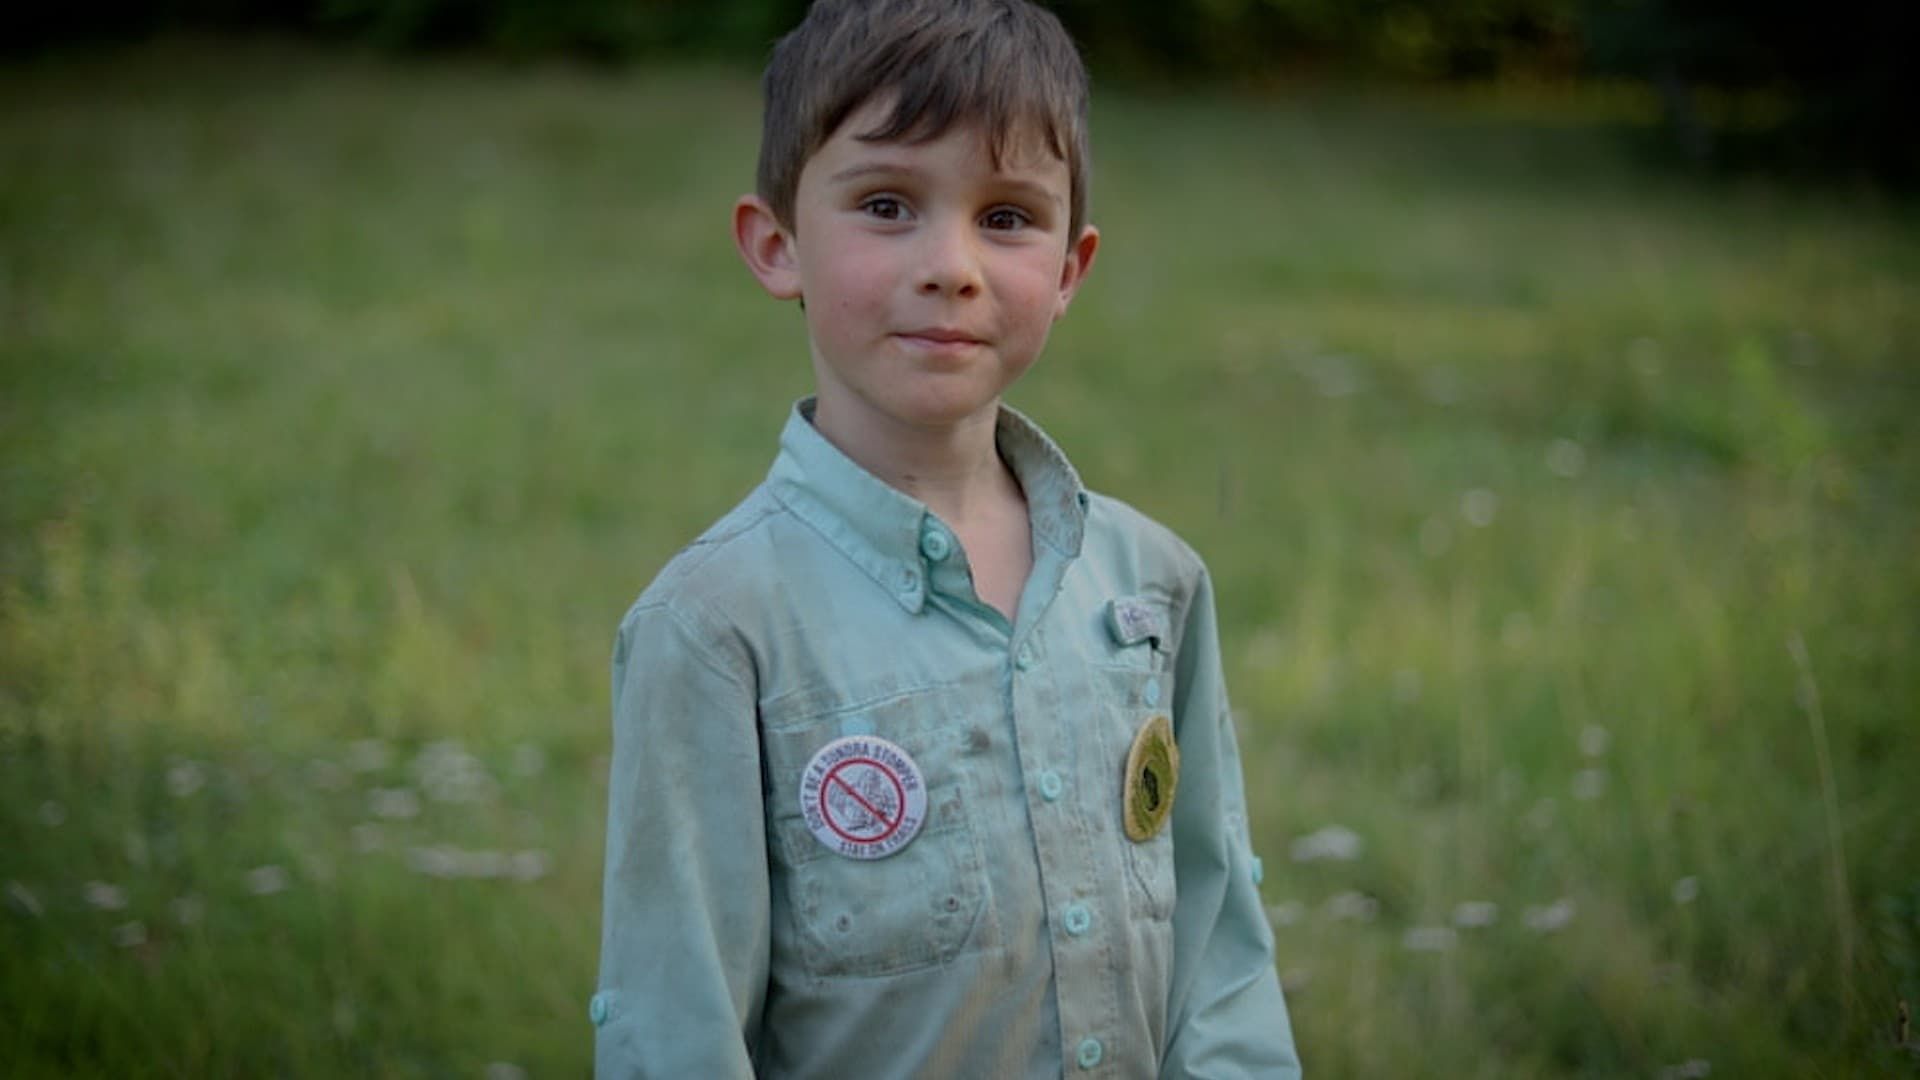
[733,194,802,301]
[1053,224,1101,319]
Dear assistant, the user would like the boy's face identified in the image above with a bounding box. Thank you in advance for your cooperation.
[735,97,1098,438]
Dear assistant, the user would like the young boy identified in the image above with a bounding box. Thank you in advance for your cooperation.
[594,1,1301,1075]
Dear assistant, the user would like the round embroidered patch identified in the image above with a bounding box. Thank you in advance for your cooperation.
[800,735,928,860]
[1123,714,1179,842]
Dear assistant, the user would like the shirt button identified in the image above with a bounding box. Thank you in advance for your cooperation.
[1252,855,1265,886]
[1015,643,1035,670]
[1143,677,1162,707]
[588,992,611,1026]
[1076,1036,1104,1069]
[1062,902,1092,936]
[1038,770,1064,801]
[919,528,952,562]
[898,565,920,593]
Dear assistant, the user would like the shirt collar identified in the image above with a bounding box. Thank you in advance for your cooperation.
[766,397,1089,613]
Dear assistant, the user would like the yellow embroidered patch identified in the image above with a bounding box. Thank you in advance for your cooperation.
[1123,714,1179,842]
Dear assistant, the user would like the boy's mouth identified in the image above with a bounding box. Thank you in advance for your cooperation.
[894,328,986,350]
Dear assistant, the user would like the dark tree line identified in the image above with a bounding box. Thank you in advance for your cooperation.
[7,0,1912,182]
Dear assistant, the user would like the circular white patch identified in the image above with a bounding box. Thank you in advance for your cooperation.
[799,735,927,860]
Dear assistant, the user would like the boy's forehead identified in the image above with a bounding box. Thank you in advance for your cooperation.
[824,94,1067,177]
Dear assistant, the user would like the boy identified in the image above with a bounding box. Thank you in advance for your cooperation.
[594,0,1302,1075]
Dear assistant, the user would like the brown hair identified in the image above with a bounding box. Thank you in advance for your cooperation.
[756,0,1091,240]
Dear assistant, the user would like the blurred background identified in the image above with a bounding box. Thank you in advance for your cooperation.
[3,2,1916,1076]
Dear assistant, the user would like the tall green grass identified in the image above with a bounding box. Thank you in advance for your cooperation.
[4,38,1917,1077]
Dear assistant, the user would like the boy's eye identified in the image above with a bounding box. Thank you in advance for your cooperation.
[981,206,1031,231]
[861,196,907,221]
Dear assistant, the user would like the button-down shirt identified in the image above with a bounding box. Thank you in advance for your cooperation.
[595,399,1300,1078]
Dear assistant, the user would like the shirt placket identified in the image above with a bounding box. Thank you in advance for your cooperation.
[1010,587,1123,1075]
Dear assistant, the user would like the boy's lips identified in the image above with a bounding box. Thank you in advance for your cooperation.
[894,328,986,349]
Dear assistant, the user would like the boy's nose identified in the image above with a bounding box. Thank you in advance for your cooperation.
[917,221,983,298]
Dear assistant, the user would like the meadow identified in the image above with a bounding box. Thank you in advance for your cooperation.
[3,38,1917,1077]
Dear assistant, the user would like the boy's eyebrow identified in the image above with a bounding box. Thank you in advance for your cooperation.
[826,161,1064,207]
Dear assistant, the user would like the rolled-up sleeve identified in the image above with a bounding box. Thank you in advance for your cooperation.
[595,600,767,1078]
[1161,567,1303,1078]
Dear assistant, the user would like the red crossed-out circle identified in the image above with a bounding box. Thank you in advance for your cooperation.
[818,757,907,844]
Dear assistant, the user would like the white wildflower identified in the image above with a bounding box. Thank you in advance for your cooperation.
[415,740,498,805]
[1265,901,1306,928]
[407,846,461,879]
[166,760,207,798]
[1300,354,1364,398]
[350,822,386,853]
[83,881,128,911]
[1290,825,1364,863]
[1401,926,1458,952]
[1546,438,1587,478]
[171,895,204,927]
[1579,725,1611,757]
[1523,897,1577,932]
[245,865,290,896]
[347,738,394,774]
[1460,488,1499,528]
[38,800,67,827]
[510,850,552,882]
[1452,900,1500,928]
[369,787,422,821]
[1326,891,1380,923]
[1672,876,1700,905]
[1572,768,1607,801]
[465,850,510,880]
[297,852,336,885]
[111,920,148,948]
[7,880,44,917]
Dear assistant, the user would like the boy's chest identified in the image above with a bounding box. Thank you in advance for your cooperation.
[749,560,1183,982]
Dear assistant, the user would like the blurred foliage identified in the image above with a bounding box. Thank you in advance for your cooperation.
[5,1,1909,182]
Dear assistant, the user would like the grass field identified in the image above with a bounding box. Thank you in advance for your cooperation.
[4,38,1918,1077]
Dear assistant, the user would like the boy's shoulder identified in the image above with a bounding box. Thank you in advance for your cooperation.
[620,481,791,628]
[1080,487,1211,585]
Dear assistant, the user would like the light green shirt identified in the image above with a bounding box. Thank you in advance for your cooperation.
[595,400,1300,1078]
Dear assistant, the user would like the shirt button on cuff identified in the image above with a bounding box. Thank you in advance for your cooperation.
[1143,677,1162,707]
[1015,644,1035,670]
[1076,1037,1104,1069]
[1062,902,1092,936]
[919,529,952,561]
[1038,770,1064,801]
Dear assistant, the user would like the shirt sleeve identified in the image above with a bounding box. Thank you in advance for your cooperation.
[1160,566,1303,1078]
[595,600,768,1078]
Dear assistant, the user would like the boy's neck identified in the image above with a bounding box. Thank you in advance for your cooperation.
[811,396,1026,529]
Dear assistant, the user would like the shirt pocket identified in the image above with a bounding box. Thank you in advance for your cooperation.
[1093,658,1178,923]
[762,690,993,979]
